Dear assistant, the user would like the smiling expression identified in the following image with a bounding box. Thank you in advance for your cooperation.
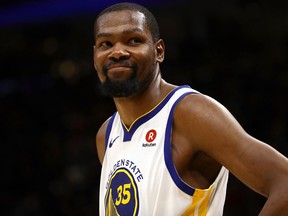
[93,10,163,97]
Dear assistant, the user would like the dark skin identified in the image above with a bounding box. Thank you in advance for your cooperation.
[94,10,288,215]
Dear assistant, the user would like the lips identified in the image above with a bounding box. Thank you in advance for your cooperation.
[107,62,132,69]
[107,66,131,72]
[105,65,133,80]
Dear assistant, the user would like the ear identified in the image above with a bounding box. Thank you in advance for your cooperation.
[155,39,165,63]
[93,45,96,55]
[93,45,98,71]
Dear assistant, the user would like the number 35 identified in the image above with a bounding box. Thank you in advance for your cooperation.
[115,183,131,205]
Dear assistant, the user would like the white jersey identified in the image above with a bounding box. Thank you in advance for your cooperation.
[99,85,229,216]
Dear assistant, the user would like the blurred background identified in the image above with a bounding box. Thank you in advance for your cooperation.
[1,0,287,215]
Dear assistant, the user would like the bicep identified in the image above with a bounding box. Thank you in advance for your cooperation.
[226,135,288,197]
[177,94,288,197]
[96,119,110,164]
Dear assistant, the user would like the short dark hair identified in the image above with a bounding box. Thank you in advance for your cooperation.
[94,2,160,42]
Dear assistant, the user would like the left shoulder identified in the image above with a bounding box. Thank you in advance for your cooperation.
[173,92,248,162]
[174,92,233,128]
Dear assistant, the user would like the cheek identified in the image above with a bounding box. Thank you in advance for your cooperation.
[93,54,106,81]
[138,50,155,70]
[93,51,106,70]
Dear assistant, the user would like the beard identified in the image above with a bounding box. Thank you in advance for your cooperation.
[99,61,155,98]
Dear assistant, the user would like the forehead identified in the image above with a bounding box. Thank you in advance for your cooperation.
[95,10,148,35]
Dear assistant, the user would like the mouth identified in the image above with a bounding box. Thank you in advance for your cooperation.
[106,65,133,80]
[107,66,131,73]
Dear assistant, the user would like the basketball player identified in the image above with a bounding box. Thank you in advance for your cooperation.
[93,2,288,215]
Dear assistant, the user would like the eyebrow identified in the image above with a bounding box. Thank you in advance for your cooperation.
[95,27,144,41]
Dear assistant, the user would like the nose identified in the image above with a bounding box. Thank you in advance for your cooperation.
[108,43,130,60]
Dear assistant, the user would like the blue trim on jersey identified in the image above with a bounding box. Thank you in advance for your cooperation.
[105,113,117,150]
[164,89,198,196]
[122,85,191,142]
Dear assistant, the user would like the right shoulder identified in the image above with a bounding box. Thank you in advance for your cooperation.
[96,117,111,164]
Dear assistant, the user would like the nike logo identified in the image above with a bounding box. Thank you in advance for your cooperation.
[109,136,119,148]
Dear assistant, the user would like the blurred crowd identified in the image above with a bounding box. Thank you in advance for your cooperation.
[1,1,287,215]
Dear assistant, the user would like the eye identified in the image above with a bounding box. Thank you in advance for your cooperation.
[129,38,142,45]
[97,41,112,48]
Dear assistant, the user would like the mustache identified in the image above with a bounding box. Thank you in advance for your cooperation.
[103,61,136,75]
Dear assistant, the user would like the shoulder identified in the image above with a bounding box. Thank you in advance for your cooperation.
[173,92,247,156]
[96,117,112,164]
[174,93,231,128]
[175,91,227,115]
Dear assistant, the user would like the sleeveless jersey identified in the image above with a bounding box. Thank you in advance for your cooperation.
[99,85,229,216]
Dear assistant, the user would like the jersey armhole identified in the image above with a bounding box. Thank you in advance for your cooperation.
[164,90,199,196]
[104,112,117,151]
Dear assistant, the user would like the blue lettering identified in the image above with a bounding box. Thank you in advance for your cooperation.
[121,159,125,166]
[129,161,134,168]
[131,165,136,173]
[135,168,141,175]
[137,174,144,182]
[107,159,144,186]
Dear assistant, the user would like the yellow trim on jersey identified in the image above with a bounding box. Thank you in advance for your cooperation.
[106,189,120,216]
[183,184,214,216]
[121,88,176,132]
[104,168,139,216]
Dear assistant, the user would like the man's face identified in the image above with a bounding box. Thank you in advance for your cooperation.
[93,10,160,97]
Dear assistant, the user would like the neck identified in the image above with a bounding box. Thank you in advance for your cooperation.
[113,72,176,129]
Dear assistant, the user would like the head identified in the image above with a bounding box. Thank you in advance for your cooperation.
[93,2,165,98]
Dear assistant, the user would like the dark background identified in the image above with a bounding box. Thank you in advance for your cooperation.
[1,0,287,215]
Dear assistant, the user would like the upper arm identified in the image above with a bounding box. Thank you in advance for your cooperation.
[96,118,110,164]
[175,94,288,197]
